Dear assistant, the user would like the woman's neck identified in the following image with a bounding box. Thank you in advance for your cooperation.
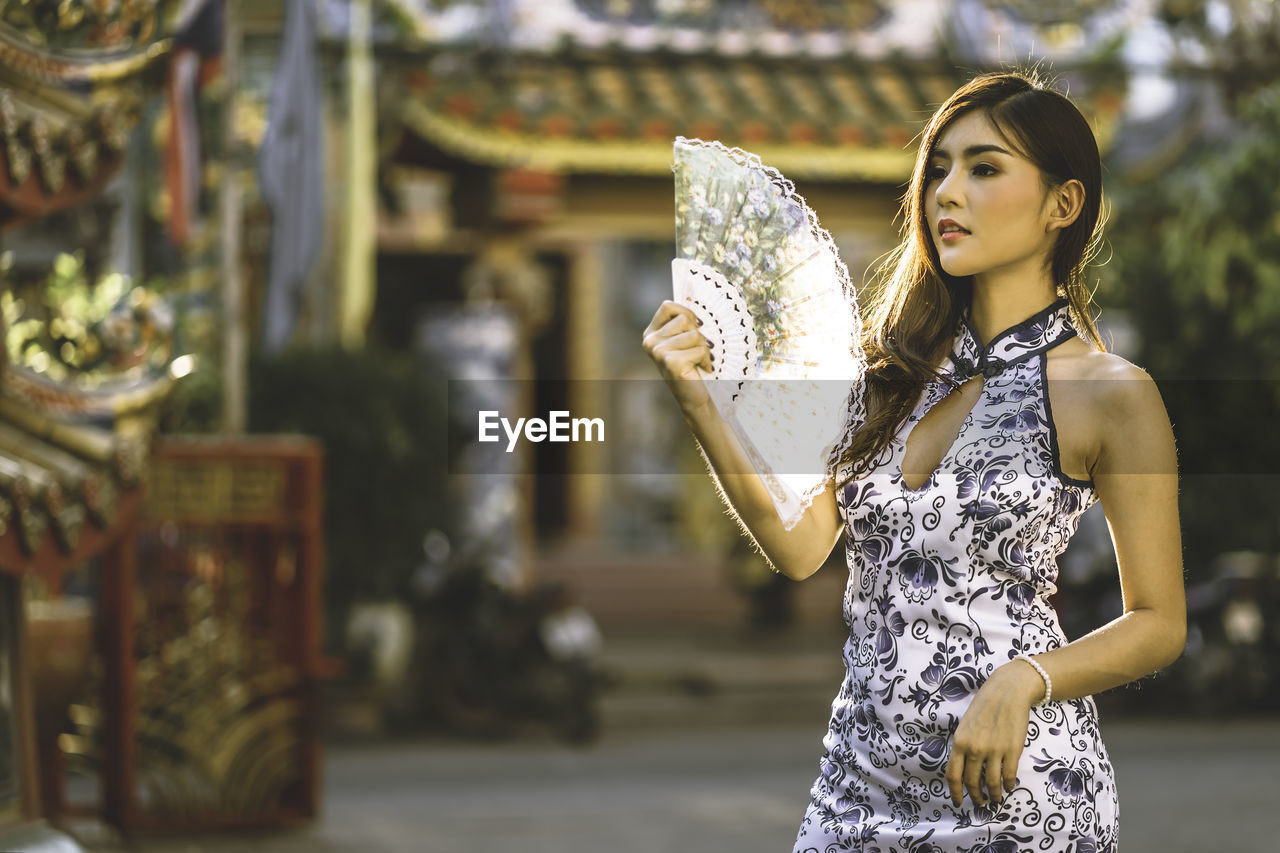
[968,273,1058,347]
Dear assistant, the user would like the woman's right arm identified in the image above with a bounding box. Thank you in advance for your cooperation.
[641,300,843,580]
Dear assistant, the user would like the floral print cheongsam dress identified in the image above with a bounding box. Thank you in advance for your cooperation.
[793,298,1119,853]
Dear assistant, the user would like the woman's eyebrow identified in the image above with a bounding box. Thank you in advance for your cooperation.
[931,143,1013,160]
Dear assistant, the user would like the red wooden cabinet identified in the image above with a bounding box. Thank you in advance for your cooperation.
[36,435,327,833]
[99,435,326,831]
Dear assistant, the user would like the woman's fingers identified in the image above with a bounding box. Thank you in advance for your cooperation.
[944,750,965,806]
[661,328,710,352]
[962,757,985,806]
[644,310,713,378]
[946,750,994,807]
[946,747,1021,808]
[650,329,711,368]
[1003,745,1021,794]
[945,672,1034,809]
[984,756,1005,805]
[665,343,713,376]
[643,300,701,339]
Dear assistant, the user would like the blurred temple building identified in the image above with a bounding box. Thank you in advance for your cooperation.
[232,0,1155,628]
[1,0,1271,842]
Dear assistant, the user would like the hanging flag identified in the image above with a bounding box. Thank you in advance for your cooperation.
[258,0,325,353]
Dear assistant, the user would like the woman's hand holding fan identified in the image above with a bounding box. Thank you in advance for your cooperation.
[641,298,715,416]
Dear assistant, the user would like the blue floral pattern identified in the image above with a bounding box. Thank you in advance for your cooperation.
[794,299,1119,853]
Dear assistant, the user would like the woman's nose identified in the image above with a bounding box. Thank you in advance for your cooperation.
[934,171,961,207]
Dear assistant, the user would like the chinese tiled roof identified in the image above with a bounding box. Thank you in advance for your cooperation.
[0,4,171,227]
[0,366,170,572]
[0,86,140,228]
[391,47,1125,181]
[0,273,179,571]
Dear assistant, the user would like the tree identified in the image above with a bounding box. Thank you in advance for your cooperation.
[1105,80,1280,573]
[1157,0,1280,102]
[248,346,452,648]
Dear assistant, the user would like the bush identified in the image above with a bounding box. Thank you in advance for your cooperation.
[248,345,450,647]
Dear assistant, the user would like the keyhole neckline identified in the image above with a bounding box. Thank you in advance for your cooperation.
[897,298,1080,492]
[897,372,984,492]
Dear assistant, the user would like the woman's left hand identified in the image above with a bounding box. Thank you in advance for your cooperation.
[944,659,1046,808]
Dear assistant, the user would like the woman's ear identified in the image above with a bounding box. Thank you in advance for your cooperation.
[1047,179,1085,233]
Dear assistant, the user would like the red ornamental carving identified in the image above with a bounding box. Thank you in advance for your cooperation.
[406,70,432,92]
[885,125,911,147]
[494,110,524,132]
[787,122,818,144]
[495,168,563,223]
[692,120,720,140]
[541,114,574,137]
[0,148,123,230]
[740,120,772,143]
[445,93,477,117]
[642,118,673,140]
[591,117,624,139]
[836,124,866,146]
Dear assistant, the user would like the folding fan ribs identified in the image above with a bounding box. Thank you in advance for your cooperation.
[671,137,866,529]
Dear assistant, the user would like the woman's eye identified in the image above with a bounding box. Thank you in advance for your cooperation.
[925,166,945,182]
[972,163,997,176]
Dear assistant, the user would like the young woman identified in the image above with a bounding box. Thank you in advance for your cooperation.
[642,70,1186,852]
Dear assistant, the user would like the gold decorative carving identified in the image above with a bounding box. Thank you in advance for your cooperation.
[65,125,97,180]
[29,113,65,193]
[0,0,172,65]
[61,555,306,817]
[146,460,286,521]
[0,90,32,185]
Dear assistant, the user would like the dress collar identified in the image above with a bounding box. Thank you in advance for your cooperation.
[948,297,1078,382]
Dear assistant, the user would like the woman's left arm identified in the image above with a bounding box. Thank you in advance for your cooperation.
[945,360,1186,808]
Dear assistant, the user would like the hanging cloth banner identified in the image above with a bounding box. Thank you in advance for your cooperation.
[257,0,326,352]
[165,0,225,248]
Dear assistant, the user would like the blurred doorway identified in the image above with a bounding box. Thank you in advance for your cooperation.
[372,249,572,546]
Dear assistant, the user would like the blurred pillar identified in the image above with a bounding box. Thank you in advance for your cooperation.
[339,0,376,349]
[566,241,606,540]
[222,0,246,433]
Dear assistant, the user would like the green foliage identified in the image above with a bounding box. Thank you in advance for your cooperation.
[1105,81,1280,569]
[247,345,450,642]
[1110,84,1280,371]
[1,251,177,386]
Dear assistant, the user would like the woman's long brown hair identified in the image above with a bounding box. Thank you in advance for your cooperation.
[836,68,1109,481]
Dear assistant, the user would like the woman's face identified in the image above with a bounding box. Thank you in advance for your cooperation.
[923,110,1058,285]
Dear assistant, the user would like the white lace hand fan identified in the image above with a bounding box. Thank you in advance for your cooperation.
[672,136,866,530]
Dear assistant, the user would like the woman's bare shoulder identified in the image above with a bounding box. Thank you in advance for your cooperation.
[1049,339,1151,383]
[1047,341,1166,422]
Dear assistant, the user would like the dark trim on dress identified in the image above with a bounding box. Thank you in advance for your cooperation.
[1038,351,1095,490]
[964,297,1071,353]
[949,299,1076,384]
[993,329,1079,374]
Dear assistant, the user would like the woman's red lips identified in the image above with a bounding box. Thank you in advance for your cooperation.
[938,218,970,236]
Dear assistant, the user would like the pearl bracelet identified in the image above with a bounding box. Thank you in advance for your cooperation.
[1014,654,1053,706]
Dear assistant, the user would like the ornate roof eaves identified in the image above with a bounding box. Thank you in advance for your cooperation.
[0,27,173,88]
[400,98,917,182]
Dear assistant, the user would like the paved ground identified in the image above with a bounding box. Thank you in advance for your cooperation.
[72,717,1280,853]
[61,627,1280,853]
[308,718,1280,853]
